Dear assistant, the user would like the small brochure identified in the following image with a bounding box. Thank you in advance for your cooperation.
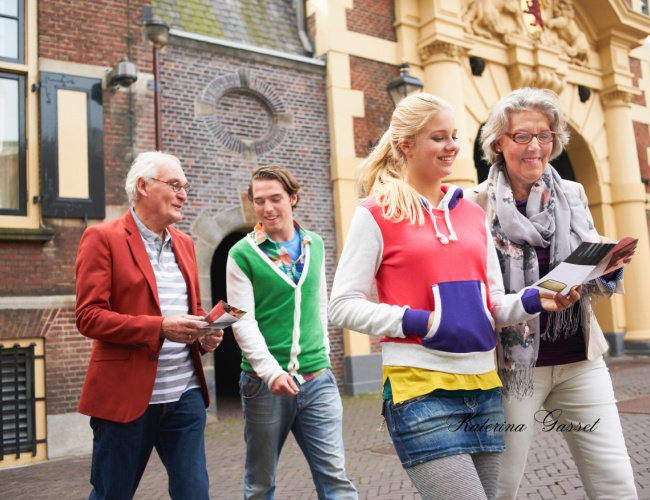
[533,236,638,295]
[202,300,246,331]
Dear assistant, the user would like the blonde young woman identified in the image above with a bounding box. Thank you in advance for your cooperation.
[328,93,578,500]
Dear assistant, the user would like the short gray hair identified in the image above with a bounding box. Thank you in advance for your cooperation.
[124,152,181,206]
[480,87,570,165]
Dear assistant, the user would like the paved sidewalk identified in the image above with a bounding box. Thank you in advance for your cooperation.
[1,356,648,499]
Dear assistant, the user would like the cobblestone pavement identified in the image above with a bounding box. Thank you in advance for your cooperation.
[1,356,648,499]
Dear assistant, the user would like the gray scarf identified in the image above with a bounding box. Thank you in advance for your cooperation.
[487,162,598,398]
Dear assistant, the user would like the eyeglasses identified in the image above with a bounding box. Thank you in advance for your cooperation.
[149,177,192,194]
[504,131,556,144]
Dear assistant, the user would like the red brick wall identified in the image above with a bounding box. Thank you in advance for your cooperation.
[0,0,154,298]
[0,227,83,295]
[350,56,399,157]
[633,121,650,193]
[629,57,646,106]
[0,308,91,415]
[38,0,148,66]
[44,309,92,414]
[346,0,396,42]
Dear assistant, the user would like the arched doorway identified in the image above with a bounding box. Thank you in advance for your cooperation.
[210,231,247,415]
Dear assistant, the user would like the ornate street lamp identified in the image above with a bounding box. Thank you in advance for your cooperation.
[142,7,170,151]
[387,63,424,107]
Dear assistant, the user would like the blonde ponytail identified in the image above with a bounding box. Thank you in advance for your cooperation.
[358,93,452,225]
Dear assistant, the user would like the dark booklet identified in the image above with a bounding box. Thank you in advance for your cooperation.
[533,237,638,294]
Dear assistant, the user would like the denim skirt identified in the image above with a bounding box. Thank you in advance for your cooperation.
[383,388,505,467]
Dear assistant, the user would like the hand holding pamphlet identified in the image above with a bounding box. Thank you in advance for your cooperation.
[533,236,638,295]
[202,300,246,332]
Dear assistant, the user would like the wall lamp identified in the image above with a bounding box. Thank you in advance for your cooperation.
[578,85,591,103]
[107,58,138,89]
[142,6,170,151]
[387,63,424,107]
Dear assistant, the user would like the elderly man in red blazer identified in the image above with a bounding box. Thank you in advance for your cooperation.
[75,151,222,500]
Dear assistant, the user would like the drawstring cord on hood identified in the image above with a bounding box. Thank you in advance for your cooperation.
[430,213,449,244]
[420,187,460,245]
[443,207,458,242]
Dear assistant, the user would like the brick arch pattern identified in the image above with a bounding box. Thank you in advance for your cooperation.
[196,68,293,159]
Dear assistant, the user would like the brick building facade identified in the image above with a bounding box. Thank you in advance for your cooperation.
[1,0,153,466]
[0,0,336,466]
[1,0,649,467]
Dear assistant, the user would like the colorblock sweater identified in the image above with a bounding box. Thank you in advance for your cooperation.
[226,228,331,389]
[329,185,542,376]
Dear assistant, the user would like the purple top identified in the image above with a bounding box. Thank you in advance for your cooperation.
[514,200,586,367]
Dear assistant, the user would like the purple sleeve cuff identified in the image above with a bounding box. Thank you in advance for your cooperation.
[521,288,543,314]
[599,267,623,291]
[402,308,430,337]
[601,267,624,282]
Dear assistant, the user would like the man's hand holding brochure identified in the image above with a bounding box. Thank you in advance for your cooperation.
[534,236,638,295]
[203,300,247,332]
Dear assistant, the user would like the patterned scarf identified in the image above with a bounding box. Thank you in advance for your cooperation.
[487,162,598,398]
[254,222,310,284]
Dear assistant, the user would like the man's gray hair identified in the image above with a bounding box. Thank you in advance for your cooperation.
[480,87,570,165]
[124,152,181,206]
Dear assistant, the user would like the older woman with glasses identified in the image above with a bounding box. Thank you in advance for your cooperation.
[466,87,637,499]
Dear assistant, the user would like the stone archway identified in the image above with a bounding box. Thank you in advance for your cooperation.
[191,203,254,305]
[190,201,255,412]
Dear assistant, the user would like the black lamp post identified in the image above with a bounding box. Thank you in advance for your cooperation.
[387,63,424,107]
[143,8,170,151]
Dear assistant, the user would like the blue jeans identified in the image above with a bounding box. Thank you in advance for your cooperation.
[239,369,357,500]
[88,388,209,500]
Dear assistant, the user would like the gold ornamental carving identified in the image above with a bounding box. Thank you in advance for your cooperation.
[462,0,590,66]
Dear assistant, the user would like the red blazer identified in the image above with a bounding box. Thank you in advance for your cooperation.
[75,210,209,423]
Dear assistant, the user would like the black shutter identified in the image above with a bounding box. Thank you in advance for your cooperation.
[39,71,105,219]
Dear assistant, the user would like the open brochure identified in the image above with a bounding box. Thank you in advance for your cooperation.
[202,300,246,331]
[533,236,638,295]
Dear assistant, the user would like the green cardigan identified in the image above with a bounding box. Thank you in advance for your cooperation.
[228,230,331,375]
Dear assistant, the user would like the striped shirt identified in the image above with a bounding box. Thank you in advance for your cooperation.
[132,209,199,404]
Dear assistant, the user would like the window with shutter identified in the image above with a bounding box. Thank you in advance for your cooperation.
[0,0,42,234]
[39,72,105,219]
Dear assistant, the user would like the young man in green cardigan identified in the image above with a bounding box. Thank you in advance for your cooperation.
[226,166,357,500]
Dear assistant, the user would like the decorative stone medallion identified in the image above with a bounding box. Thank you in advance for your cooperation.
[196,68,293,159]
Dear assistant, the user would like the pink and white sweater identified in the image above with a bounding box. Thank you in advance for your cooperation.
[328,185,541,376]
